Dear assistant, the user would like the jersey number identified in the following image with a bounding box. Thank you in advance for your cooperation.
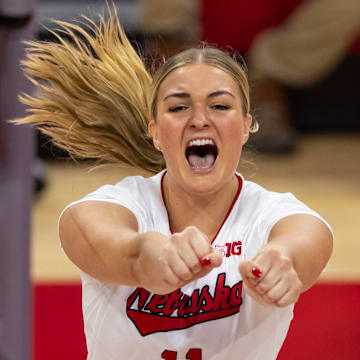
[161,348,202,360]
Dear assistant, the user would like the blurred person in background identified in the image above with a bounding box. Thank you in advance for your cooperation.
[202,0,360,153]
[0,0,35,359]
[140,0,201,57]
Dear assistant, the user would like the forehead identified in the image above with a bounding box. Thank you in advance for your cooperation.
[158,64,239,99]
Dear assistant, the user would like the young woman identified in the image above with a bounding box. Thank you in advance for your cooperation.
[18,14,333,360]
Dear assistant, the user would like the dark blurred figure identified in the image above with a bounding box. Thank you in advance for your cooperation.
[202,0,360,154]
[139,0,201,57]
[0,0,35,359]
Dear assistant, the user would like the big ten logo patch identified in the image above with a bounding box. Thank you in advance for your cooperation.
[215,241,242,258]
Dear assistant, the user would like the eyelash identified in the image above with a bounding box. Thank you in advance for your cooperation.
[169,105,188,113]
[211,104,230,111]
[168,104,230,112]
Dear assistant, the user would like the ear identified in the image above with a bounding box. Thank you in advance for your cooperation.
[242,114,252,144]
[148,120,161,151]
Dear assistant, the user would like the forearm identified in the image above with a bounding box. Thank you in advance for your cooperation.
[60,203,222,294]
[267,214,333,291]
[59,202,153,285]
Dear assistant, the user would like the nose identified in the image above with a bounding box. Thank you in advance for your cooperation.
[189,108,209,129]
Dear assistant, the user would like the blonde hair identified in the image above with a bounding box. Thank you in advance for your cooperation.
[16,13,256,173]
[17,13,164,173]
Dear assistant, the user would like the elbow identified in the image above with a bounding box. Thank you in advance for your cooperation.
[58,206,84,264]
[302,224,334,292]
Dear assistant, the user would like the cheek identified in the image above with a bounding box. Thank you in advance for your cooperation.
[157,120,182,153]
[223,118,245,140]
[221,119,246,156]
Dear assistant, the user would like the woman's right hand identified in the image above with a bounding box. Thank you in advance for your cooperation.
[132,226,222,294]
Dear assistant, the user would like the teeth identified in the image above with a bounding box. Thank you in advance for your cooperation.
[188,139,214,147]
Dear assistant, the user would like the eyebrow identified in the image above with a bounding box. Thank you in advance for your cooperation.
[163,92,190,101]
[208,90,235,99]
[163,90,235,101]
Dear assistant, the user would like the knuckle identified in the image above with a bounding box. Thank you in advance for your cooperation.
[185,226,197,235]
[158,256,168,268]
[296,279,303,291]
[280,258,292,270]
[164,276,178,287]
[189,261,201,274]
[164,273,181,287]
[179,270,192,281]
[170,233,181,243]
[276,299,290,307]
[256,282,268,294]
[265,293,277,303]
[267,248,281,258]
[163,266,180,287]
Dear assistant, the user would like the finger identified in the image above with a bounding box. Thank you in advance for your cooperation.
[242,282,271,306]
[162,264,184,288]
[252,251,276,278]
[167,251,193,282]
[191,251,223,281]
[276,289,300,307]
[187,229,213,259]
[252,267,263,278]
[262,279,289,304]
[239,260,262,283]
[255,253,296,295]
[176,240,203,275]
[172,228,210,274]
[254,247,292,281]
[200,249,223,268]
[254,264,283,295]
[201,257,211,266]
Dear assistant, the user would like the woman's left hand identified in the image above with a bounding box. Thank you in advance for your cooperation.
[239,245,303,307]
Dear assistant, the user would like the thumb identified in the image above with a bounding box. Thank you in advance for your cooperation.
[200,249,223,268]
[190,250,222,281]
[239,260,263,281]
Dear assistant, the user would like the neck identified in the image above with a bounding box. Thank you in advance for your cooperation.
[162,173,241,240]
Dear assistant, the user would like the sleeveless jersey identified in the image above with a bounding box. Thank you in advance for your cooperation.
[63,170,330,360]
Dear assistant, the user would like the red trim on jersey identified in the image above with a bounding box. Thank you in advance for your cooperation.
[160,172,243,243]
[127,306,240,336]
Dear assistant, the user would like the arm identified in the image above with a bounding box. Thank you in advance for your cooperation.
[239,214,333,307]
[59,201,222,294]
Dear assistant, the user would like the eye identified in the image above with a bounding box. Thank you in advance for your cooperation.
[169,105,188,113]
[211,104,230,111]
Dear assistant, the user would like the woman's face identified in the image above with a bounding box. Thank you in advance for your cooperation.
[149,63,252,195]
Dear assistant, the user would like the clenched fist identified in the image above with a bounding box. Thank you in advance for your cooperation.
[132,226,223,294]
[239,245,303,307]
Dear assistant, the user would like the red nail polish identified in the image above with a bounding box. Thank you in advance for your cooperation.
[201,257,211,266]
[252,267,262,278]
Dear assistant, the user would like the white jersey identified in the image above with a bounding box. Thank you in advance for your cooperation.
[64,170,330,360]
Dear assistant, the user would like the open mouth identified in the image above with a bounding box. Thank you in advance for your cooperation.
[185,139,218,170]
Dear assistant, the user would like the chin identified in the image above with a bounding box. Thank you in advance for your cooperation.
[183,166,225,193]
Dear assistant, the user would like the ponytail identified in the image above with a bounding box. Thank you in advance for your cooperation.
[16,12,165,173]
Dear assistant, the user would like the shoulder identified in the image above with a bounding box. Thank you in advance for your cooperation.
[72,170,164,209]
[90,171,164,202]
[240,177,301,213]
[238,174,323,224]
[60,170,166,231]
[238,175,331,239]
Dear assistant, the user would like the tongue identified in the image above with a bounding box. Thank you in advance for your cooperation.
[188,153,215,169]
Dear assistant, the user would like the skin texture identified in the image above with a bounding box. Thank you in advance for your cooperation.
[59,63,333,302]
